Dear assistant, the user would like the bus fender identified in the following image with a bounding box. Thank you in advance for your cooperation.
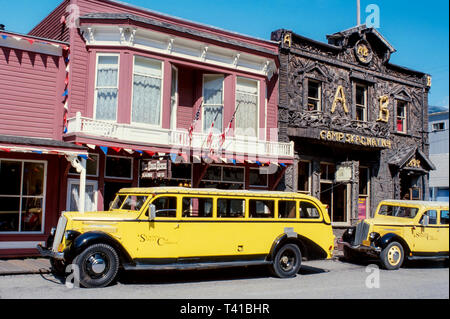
[374,233,411,253]
[267,229,304,261]
[64,231,132,264]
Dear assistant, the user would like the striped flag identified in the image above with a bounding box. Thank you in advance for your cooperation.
[188,99,203,145]
[219,104,239,148]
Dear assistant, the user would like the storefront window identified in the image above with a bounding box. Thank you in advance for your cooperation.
[69,154,99,176]
[105,156,132,179]
[249,168,268,187]
[0,160,45,232]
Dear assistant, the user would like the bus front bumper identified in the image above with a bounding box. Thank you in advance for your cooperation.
[337,239,382,255]
[36,244,65,260]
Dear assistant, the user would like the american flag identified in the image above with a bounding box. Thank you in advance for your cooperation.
[188,99,203,145]
[219,104,239,148]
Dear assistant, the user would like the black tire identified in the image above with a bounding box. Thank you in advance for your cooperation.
[380,241,404,270]
[73,243,119,288]
[271,243,302,278]
[50,258,67,277]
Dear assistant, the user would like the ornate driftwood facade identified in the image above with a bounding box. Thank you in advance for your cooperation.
[272,25,434,226]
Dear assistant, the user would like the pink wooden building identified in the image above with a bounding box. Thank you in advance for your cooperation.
[0,0,294,257]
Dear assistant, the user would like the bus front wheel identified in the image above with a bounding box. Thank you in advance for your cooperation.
[271,243,302,278]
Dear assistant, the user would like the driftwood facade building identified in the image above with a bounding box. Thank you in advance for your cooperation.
[272,25,434,226]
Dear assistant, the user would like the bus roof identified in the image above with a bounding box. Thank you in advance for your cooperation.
[117,186,317,199]
[379,199,449,208]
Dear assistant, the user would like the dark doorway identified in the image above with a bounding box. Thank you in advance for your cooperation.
[104,181,132,210]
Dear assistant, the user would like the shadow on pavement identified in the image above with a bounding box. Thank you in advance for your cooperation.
[117,263,329,286]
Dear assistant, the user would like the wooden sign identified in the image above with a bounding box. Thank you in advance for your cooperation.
[141,159,171,179]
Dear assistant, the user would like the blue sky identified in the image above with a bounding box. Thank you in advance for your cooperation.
[1,0,448,108]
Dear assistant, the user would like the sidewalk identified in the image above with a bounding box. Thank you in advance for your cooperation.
[0,258,51,275]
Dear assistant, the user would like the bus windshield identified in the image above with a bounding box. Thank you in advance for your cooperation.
[377,205,419,218]
[110,195,148,211]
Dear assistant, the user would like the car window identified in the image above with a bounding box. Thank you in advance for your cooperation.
[440,210,449,225]
[152,196,177,217]
[420,210,437,225]
[378,205,418,218]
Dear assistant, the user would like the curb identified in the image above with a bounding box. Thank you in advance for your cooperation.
[0,258,51,276]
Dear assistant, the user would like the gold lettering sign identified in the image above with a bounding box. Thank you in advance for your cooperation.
[377,95,390,122]
[407,158,421,168]
[331,85,349,113]
[319,130,391,149]
[357,44,369,62]
[283,33,292,48]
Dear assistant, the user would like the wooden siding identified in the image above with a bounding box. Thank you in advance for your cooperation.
[0,47,65,139]
[28,0,70,42]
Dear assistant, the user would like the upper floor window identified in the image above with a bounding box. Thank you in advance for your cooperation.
[235,77,259,137]
[432,122,445,132]
[307,79,321,111]
[95,55,119,121]
[132,56,163,126]
[203,75,224,133]
[355,84,368,121]
[396,100,407,133]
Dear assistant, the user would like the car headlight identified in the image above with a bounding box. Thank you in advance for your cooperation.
[369,232,380,241]
[50,227,56,236]
[347,228,354,235]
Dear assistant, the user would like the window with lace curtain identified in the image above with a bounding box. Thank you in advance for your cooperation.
[203,75,224,133]
[94,54,119,121]
[131,56,163,126]
[235,77,259,137]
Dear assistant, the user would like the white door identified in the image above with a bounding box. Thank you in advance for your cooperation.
[67,179,98,212]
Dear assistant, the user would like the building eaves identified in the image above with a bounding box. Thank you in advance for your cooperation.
[80,11,278,56]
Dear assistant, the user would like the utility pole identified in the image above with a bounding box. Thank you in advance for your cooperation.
[357,0,361,25]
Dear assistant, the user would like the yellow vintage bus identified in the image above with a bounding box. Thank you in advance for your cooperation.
[38,187,335,288]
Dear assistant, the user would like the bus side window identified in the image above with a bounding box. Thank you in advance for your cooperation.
[299,201,320,219]
[182,197,213,218]
[278,200,296,219]
[249,200,274,218]
[152,196,177,218]
[217,198,245,218]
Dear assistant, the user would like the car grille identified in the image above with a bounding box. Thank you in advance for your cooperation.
[353,221,370,246]
[51,215,67,252]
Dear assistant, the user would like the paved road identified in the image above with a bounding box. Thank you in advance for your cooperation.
[0,258,448,299]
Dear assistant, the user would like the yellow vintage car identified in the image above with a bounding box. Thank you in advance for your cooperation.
[38,187,335,288]
[339,200,449,270]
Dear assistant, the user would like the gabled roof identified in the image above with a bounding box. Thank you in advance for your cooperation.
[326,24,396,53]
[387,145,436,171]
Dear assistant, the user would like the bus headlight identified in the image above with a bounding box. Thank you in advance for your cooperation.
[64,230,80,241]
[369,232,380,242]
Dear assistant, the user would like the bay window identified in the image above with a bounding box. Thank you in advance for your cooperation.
[94,55,119,121]
[132,56,163,126]
[203,75,224,133]
[235,77,259,137]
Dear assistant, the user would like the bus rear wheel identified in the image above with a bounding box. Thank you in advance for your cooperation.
[271,243,302,278]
